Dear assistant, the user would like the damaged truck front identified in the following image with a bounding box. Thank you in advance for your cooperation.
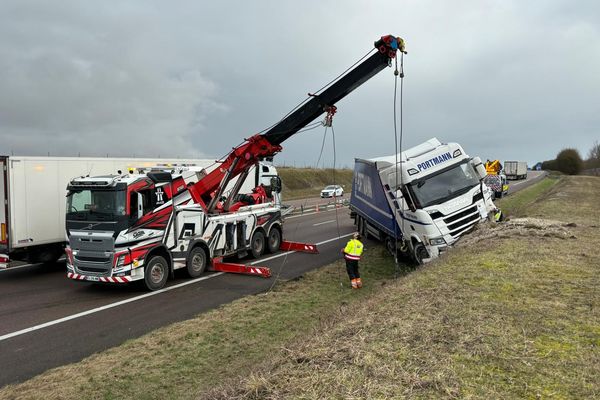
[349,138,497,264]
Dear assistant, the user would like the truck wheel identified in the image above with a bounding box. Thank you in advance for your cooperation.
[250,231,265,258]
[266,227,281,254]
[186,247,207,278]
[144,255,169,291]
[413,243,429,265]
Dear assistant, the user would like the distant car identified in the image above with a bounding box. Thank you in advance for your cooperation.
[320,184,344,198]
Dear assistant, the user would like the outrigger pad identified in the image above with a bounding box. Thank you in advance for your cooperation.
[211,257,271,278]
[279,241,319,254]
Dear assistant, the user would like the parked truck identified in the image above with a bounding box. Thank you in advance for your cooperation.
[504,161,527,180]
[64,35,407,290]
[349,138,497,264]
[0,156,278,269]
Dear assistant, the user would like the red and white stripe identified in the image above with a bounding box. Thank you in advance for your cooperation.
[344,254,361,261]
[67,272,132,283]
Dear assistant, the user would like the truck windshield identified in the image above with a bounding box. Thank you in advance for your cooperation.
[408,162,479,208]
[66,189,127,216]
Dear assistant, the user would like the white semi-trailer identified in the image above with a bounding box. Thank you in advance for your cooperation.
[0,156,215,268]
[349,138,497,264]
[504,161,528,180]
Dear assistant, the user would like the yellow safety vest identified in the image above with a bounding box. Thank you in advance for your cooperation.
[344,239,364,260]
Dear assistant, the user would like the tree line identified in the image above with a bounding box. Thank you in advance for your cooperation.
[541,141,600,175]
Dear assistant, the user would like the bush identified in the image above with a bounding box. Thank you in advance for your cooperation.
[555,148,583,175]
[541,159,558,171]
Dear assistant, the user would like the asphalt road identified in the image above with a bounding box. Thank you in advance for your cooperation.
[0,170,547,387]
[0,207,355,387]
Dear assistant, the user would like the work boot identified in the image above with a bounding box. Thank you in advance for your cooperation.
[351,279,358,289]
[356,278,363,288]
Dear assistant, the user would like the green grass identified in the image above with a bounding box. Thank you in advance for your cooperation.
[495,175,558,217]
[0,248,403,400]
[277,167,353,200]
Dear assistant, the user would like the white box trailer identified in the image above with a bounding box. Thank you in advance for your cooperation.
[504,161,528,180]
[0,156,215,268]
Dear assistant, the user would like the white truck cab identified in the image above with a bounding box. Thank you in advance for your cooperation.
[351,138,496,263]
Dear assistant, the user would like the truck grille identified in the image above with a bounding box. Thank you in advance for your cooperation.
[443,205,481,237]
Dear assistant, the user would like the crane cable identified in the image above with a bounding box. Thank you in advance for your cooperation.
[265,121,343,293]
[393,53,405,279]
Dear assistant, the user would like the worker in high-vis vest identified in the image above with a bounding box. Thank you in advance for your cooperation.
[342,232,364,289]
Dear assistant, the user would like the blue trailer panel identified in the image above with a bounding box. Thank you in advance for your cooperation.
[350,159,401,240]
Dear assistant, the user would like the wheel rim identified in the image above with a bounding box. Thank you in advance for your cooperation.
[150,262,165,284]
[415,245,428,263]
[269,230,280,249]
[254,236,264,253]
[191,253,204,272]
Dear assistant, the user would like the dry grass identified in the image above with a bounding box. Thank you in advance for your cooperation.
[202,176,600,399]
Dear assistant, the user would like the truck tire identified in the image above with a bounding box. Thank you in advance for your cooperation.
[250,231,265,258]
[144,255,169,291]
[266,227,281,254]
[384,237,396,256]
[413,243,429,265]
[186,247,207,278]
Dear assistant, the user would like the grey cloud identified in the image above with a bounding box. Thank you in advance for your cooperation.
[0,0,598,167]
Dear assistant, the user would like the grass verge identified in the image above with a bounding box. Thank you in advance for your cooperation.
[203,176,600,399]
[277,167,353,200]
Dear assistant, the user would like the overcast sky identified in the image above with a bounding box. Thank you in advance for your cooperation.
[1,0,598,168]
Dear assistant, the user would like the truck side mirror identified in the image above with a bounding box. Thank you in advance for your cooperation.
[270,177,282,193]
[472,156,487,180]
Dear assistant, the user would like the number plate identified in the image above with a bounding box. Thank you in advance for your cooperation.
[87,276,100,282]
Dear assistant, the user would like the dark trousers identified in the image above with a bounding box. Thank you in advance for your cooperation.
[345,259,360,280]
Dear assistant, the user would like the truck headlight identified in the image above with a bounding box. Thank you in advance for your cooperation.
[429,237,446,246]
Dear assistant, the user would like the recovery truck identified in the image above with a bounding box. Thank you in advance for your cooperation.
[65,35,407,290]
[483,159,509,198]
[350,138,497,264]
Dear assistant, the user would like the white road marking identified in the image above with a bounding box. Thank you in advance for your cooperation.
[312,219,336,226]
[0,232,355,341]
[0,272,225,342]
